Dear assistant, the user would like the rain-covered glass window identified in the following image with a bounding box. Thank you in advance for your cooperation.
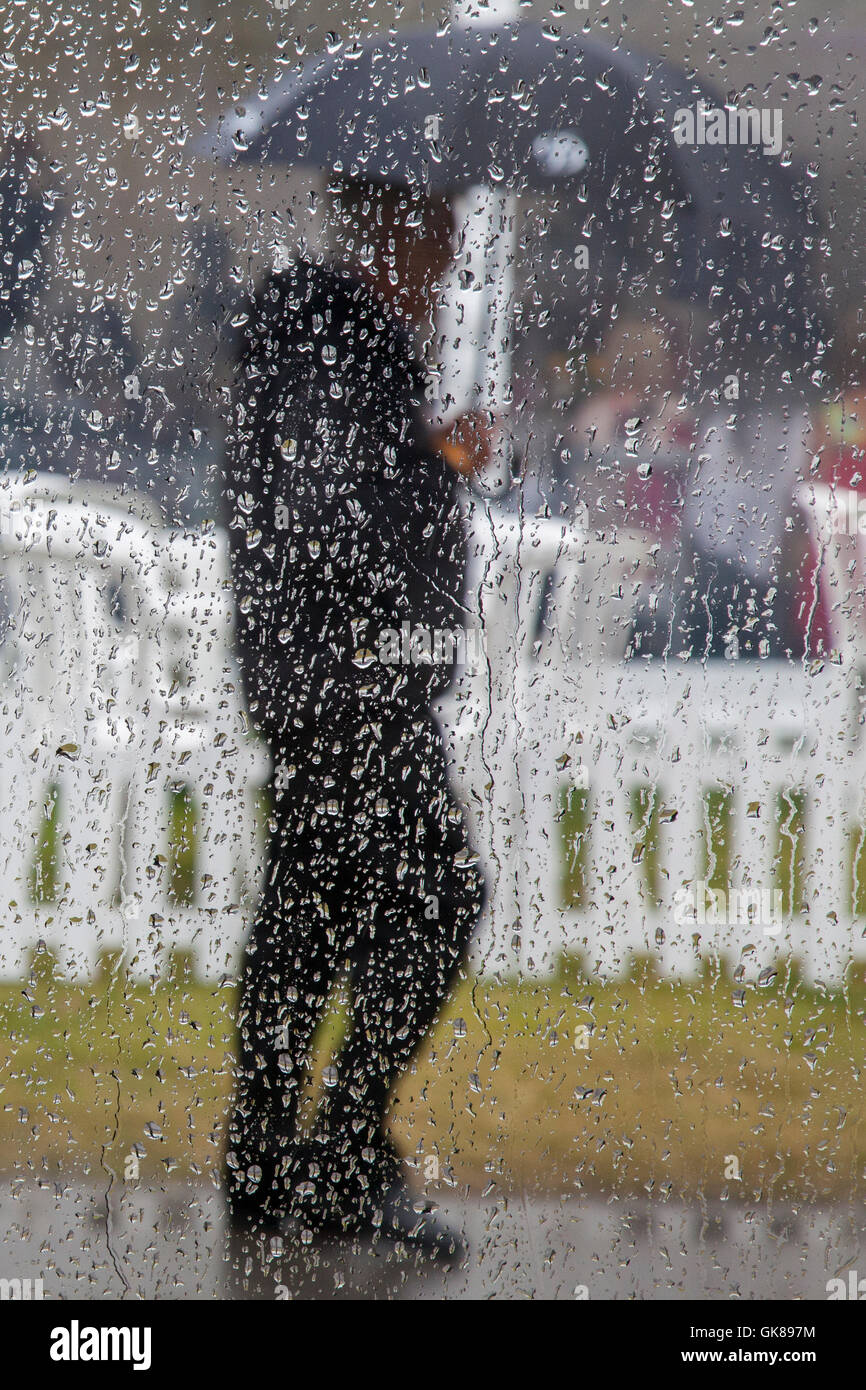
[2,0,866,1331]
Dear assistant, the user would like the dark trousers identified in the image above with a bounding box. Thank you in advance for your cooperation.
[226,709,484,1224]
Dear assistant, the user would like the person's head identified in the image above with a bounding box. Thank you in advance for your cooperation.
[327,178,454,330]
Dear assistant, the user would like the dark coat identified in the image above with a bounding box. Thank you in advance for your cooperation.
[225,259,468,743]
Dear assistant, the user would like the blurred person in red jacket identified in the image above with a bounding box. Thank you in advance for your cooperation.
[789,311,866,656]
[564,308,696,656]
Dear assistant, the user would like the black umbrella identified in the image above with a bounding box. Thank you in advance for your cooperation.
[207,20,824,360]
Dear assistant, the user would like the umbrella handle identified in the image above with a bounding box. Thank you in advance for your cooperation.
[434,184,515,490]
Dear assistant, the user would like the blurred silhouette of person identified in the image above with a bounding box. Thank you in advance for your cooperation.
[224,180,486,1259]
[163,220,239,523]
[564,310,695,656]
[0,154,226,522]
[0,133,63,481]
[0,292,157,508]
[566,310,692,535]
[793,309,866,655]
[0,137,155,513]
[0,134,59,337]
[678,396,809,660]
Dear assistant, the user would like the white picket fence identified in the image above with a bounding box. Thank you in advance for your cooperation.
[0,476,268,979]
[2,473,865,984]
[443,492,866,985]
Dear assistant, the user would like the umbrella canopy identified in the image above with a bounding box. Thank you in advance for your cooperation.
[207,20,824,358]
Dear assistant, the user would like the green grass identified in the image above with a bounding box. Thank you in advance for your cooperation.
[167,784,198,906]
[559,777,863,918]
[2,946,866,1203]
[29,783,61,904]
[9,773,866,1201]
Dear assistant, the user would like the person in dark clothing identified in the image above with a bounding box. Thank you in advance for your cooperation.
[0,135,60,337]
[224,183,486,1259]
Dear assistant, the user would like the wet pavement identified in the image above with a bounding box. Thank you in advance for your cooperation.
[0,1180,862,1299]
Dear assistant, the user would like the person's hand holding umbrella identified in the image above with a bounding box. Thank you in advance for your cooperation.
[432,408,500,477]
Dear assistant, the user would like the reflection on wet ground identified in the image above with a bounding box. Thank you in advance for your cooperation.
[0,1181,862,1300]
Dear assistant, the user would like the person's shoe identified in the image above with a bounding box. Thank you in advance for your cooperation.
[373,1185,466,1264]
[225,1198,285,1238]
[224,1161,286,1233]
[225,1134,321,1232]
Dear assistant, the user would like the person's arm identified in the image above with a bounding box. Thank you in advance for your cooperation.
[226,354,354,735]
[226,281,467,727]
